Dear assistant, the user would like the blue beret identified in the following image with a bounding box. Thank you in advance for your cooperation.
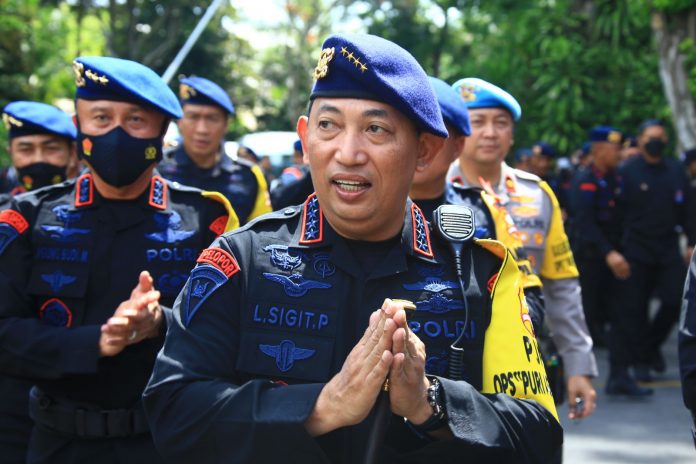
[310,33,447,138]
[588,126,623,144]
[293,139,303,152]
[428,76,471,136]
[3,101,76,140]
[73,56,182,119]
[451,77,521,121]
[532,142,557,158]
[179,76,234,115]
[580,141,592,157]
[514,148,533,162]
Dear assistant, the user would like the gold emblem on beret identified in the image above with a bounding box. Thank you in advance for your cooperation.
[339,46,367,73]
[85,69,109,86]
[73,61,86,87]
[179,83,197,99]
[533,145,542,156]
[608,131,622,143]
[2,112,24,129]
[459,84,477,102]
[313,47,335,80]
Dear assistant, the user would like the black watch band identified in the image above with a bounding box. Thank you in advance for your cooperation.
[409,377,447,433]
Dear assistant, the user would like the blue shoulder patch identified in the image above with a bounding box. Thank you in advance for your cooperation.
[183,265,228,326]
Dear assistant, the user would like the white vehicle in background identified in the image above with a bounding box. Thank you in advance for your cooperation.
[234,131,298,177]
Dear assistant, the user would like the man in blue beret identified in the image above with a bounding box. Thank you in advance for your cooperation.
[0,101,79,462]
[448,77,598,420]
[529,141,556,180]
[144,34,561,463]
[1,101,78,202]
[0,56,238,463]
[158,76,271,225]
[513,147,533,172]
[614,119,696,384]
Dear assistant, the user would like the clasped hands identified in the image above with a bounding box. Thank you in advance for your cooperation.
[306,298,435,436]
[99,270,163,357]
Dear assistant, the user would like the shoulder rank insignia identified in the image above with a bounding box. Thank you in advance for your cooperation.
[259,339,316,373]
[75,173,94,207]
[148,176,168,210]
[0,209,29,255]
[40,298,73,327]
[262,272,331,297]
[300,194,323,245]
[411,203,433,258]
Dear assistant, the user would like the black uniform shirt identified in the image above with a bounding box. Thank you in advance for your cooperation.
[0,172,231,408]
[143,195,561,463]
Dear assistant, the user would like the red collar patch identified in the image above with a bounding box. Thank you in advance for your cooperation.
[148,176,168,210]
[299,193,323,245]
[411,203,433,258]
[197,247,240,278]
[74,173,94,208]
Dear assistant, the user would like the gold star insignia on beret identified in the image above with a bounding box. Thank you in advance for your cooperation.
[2,113,23,129]
[608,131,622,143]
[339,46,367,73]
[85,69,109,86]
[459,84,477,101]
[313,47,335,80]
[73,61,86,87]
[179,84,196,99]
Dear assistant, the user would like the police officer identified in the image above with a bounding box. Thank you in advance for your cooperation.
[0,56,238,464]
[447,78,597,419]
[1,102,78,206]
[616,119,695,382]
[513,147,533,172]
[0,101,78,462]
[144,34,562,463]
[158,76,272,224]
[270,139,313,209]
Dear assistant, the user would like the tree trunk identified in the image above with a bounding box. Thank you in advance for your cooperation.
[651,9,696,151]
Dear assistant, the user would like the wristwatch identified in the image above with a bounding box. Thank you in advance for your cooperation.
[410,376,447,433]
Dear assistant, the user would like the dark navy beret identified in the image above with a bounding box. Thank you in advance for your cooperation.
[73,56,182,119]
[179,76,235,115]
[532,142,557,158]
[428,76,471,136]
[3,101,76,140]
[310,33,447,138]
[451,77,521,121]
[588,126,623,144]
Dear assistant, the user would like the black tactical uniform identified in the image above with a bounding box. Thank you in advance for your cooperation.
[0,173,232,463]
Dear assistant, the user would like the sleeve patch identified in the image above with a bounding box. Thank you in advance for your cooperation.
[183,265,229,326]
[209,215,228,237]
[0,209,29,234]
[579,182,597,192]
[196,247,240,278]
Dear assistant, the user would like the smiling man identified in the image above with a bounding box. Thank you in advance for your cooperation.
[0,56,237,463]
[144,34,561,463]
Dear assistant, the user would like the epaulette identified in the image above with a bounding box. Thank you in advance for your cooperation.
[225,205,302,237]
[511,168,542,184]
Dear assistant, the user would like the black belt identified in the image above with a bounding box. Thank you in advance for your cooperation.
[29,387,150,439]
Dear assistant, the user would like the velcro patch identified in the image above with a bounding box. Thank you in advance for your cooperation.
[196,247,240,278]
[209,215,228,236]
[0,209,29,234]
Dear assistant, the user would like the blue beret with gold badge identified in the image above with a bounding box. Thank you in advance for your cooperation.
[588,126,623,144]
[73,56,182,119]
[532,141,557,158]
[310,33,447,138]
[428,76,471,136]
[3,101,76,140]
[179,76,235,115]
[451,77,521,121]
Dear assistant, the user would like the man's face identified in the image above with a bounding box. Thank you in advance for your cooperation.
[412,125,464,192]
[461,108,514,166]
[593,141,621,170]
[298,98,442,241]
[638,125,668,151]
[178,104,228,159]
[529,154,552,178]
[76,99,166,138]
[10,134,73,169]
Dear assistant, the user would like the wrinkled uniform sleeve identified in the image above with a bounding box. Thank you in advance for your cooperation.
[142,236,328,463]
[679,249,696,427]
[0,203,100,380]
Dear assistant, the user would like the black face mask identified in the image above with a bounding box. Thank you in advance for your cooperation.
[77,125,163,187]
[16,162,68,191]
[644,138,666,158]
